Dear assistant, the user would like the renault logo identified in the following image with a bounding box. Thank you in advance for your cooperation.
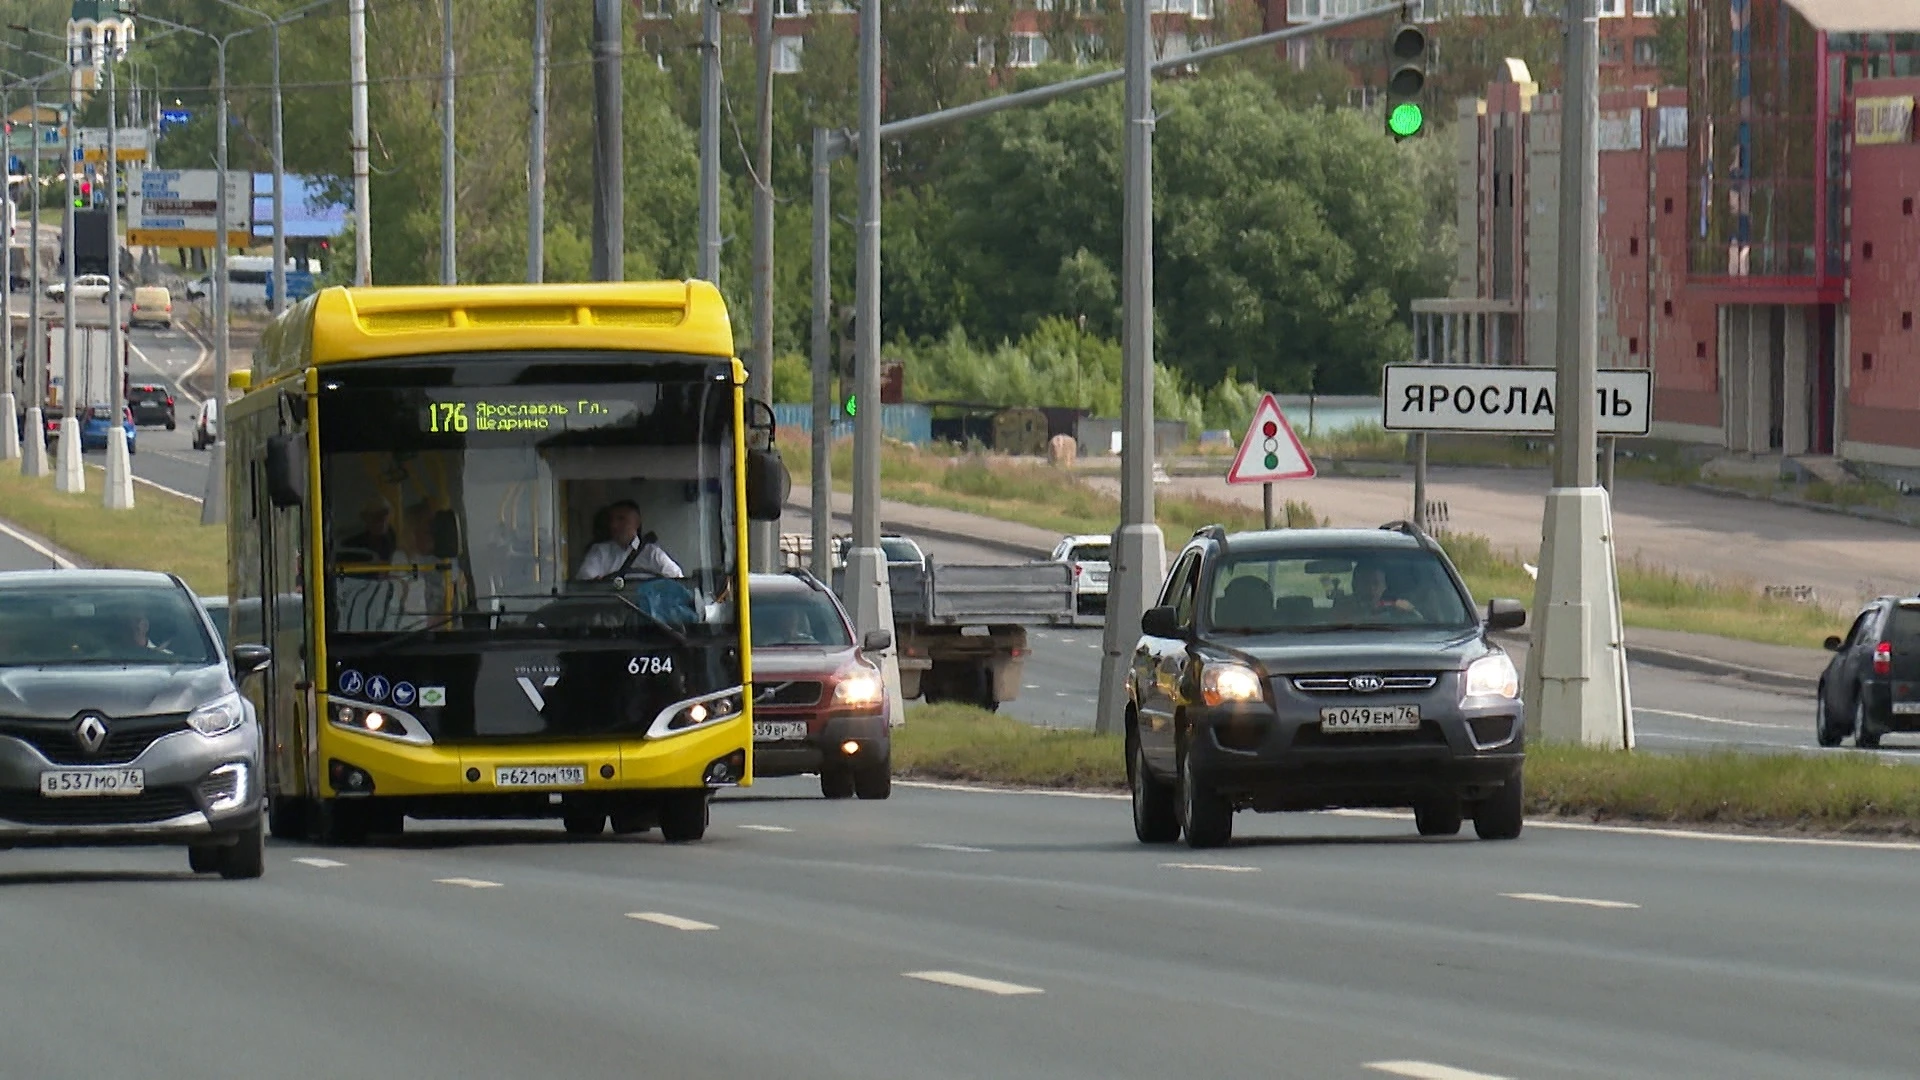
[1348,674,1385,693]
[73,713,110,755]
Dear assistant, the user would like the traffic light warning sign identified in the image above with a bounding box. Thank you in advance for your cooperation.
[1225,393,1315,484]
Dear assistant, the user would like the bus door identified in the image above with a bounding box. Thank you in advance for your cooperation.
[260,416,315,799]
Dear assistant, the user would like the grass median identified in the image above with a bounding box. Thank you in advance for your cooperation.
[782,433,1839,649]
[0,466,224,595]
[894,703,1920,837]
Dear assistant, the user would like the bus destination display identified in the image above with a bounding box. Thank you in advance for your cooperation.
[421,396,636,435]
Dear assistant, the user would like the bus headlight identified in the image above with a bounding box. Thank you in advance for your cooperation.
[650,690,743,739]
[329,700,433,745]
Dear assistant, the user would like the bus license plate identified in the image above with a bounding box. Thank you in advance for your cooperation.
[754,721,809,742]
[494,765,587,788]
[41,769,145,797]
[1320,705,1420,732]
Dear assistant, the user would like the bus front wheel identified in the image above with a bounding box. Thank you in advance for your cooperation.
[309,799,369,846]
[658,790,710,843]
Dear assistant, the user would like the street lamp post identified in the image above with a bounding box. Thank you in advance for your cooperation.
[4,58,63,479]
[136,11,255,524]
[103,45,133,510]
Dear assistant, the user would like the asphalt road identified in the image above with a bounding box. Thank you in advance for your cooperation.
[4,778,1920,1079]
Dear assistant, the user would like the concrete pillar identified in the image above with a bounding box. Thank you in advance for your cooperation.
[1781,305,1809,456]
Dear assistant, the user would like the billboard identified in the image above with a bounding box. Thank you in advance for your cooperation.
[74,126,150,163]
[126,169,252,249]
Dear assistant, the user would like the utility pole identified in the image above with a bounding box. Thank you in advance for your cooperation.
[1093,0,1167,736]
[22,77,49,477]
[200,39,231,525]
[269,17,286,312]
[843,0,904,727]
[748,0,776,571]
[103,56,132,509]
[440,0,455,285]
[697,0,722,283]
[1,90,13,463]
[808,127,839,583]
[55,104,81,495]
[528,0,547,283]
[349,0,371,284]
[591,0,622,281]
[1522,0,1632,750]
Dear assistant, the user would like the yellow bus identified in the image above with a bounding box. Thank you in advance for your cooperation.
[224,281,789,845]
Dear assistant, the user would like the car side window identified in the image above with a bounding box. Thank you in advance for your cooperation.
[1171,555,1203,628]
[1845,609,1877,648]
[1157,550,1196,609]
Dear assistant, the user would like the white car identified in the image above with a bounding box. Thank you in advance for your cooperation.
[829,533,926,571]
[46,273,113,302]
[192,398,219,451]
[1051,534,1112,617]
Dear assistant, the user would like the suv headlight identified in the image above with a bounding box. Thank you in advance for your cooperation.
[1464,653,1520,699]
[187,692,246,737]
[1200,662,1265,707]
[832,668,884,707]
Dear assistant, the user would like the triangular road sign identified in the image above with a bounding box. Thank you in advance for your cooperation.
[1226,393,1316,484]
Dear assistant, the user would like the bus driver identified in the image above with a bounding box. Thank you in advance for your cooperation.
[575,500,685,582]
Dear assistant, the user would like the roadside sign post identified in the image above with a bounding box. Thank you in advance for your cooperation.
[1226,393,1316,529]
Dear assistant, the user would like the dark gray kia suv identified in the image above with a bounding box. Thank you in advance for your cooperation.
[0,570,272,878]
[1124,522,1528,849]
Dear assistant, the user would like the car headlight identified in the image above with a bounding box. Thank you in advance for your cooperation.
[187,692,246,737]
[1200,662,1265,707]
[1464,653,1520,699]
[832,669,884,707]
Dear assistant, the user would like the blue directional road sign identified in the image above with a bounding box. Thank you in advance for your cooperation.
[265,270,318,304]
[160,108,192,130]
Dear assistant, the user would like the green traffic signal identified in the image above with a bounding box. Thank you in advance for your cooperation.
[844,394,857,418]
[1388,102,1425,138]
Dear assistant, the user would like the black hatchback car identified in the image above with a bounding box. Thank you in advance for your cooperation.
[1124,522,1529,849]
[127,383,177,430]
[1818,595,1920,749]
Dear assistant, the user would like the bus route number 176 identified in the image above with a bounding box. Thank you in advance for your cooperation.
[630,656,673,675]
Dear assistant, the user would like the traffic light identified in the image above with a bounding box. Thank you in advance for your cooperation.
[1385,22,1429,140]
[843,393,857,418]
[835,305,856,375]
[76,179,91,208]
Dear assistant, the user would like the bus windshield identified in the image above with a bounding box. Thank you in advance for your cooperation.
[315,355,741,646]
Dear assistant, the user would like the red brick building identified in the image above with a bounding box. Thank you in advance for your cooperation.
[1419,0,1920,472]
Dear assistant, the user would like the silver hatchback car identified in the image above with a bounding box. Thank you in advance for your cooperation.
[0,570,271,878]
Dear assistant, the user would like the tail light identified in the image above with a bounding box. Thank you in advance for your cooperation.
[166,395,174,406]
[1072,564,1083,577]
[1874,642,1892,677]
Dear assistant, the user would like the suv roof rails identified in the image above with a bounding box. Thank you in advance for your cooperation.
[1192,523,1228,543]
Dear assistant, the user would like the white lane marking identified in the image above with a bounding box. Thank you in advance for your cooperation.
[1501,891,1640,910]
[902,970,1044,996]
[626,912,718,931]
[897,781,1920,853]
[127,340,206,407]
[435,877,503,889]
[1367,1061,1511,1080]
[920,842,993,853]
[0,519,77,569]
[1162,862,1260,873]
[1638,707,1797,731]
[82,461,204,504]
[737,824,792,833]
[292,857,346,868]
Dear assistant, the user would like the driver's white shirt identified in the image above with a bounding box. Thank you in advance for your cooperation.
[576,537,684,581]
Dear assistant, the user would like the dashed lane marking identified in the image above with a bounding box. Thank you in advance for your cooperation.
[1162,862,1260,873]
[1501,892,1640,910]
[435,877,502,889]
[627,912,718,931]
[738,824,793,833]
[292,857,346,868]
[902,971,1043,996]
[919,843,993,853]
[1366,1062,1511,1080]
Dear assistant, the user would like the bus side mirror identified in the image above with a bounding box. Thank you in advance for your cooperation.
[746,448,789,522]
[265,434,305,508]
[431,510,461,559]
